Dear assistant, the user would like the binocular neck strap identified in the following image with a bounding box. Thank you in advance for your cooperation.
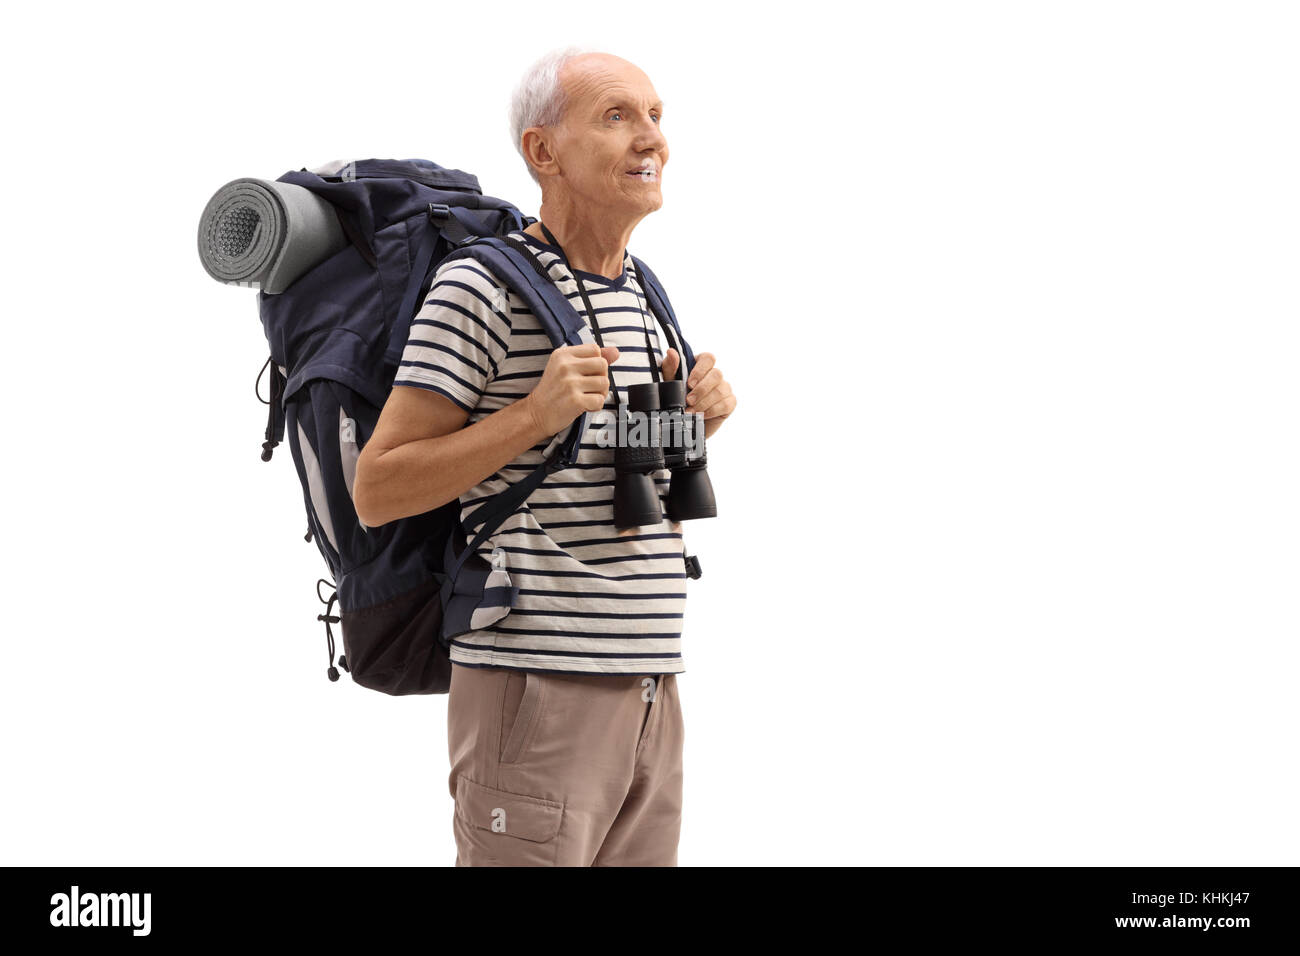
[537,221,681,389]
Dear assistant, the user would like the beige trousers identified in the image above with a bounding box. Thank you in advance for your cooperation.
[446,662,684,866]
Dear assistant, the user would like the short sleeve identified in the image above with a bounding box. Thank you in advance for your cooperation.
[392,259,512,412]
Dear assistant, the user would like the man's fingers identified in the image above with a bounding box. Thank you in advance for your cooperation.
[686,351,715,388]
[685,367,722,407]
[693,381,735,418]
[573,356,618,380]
[660,347,680,381]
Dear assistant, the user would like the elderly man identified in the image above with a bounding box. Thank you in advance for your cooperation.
[353,48,735,867]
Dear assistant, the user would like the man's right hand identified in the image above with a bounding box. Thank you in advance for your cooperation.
[524,343,620,436]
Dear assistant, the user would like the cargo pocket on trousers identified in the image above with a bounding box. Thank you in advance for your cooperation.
[454,777,563,866]
[499,670,545,765]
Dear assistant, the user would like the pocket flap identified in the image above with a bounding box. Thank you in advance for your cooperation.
[455,777,563,844]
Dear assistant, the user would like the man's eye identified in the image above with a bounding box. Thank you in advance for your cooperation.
[610,112,622,121]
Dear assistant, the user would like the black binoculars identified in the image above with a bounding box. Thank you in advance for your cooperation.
[613,378,717,529]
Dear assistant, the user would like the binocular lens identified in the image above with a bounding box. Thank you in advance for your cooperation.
[665,456,717,521]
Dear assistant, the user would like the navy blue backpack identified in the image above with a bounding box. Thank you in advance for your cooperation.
[254,158,697,695]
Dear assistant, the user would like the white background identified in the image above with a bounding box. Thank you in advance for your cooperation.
[1,0,1296,866]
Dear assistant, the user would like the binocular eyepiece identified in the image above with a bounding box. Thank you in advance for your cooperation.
[613,378,717,529]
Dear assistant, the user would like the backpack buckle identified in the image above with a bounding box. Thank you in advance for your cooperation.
[684,553,702,579]
[428,202,451,222]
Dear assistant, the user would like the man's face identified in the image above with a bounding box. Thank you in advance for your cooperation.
[547,54,669,220]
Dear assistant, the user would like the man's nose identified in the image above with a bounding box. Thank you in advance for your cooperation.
[634,115,667,151]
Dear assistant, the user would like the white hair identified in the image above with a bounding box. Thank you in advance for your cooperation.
[509,45,601,185]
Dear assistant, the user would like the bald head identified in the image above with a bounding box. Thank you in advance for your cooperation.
[558,52,652,107]
[510,48,664,185]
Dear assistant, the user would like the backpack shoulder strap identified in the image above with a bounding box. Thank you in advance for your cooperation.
[630,254,696,376]
[430,236,598,587]
[444,236,594,347]
[438,235,597,467]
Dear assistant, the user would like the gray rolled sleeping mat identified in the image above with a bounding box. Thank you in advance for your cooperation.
[197,177,347,294]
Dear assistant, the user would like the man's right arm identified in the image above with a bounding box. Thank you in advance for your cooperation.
[352,385,548,528]
[353,342,620,528]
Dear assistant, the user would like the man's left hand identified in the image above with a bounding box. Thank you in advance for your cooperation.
[662,349,736,439]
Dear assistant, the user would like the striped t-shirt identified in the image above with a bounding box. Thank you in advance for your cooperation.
[391,230,689,675]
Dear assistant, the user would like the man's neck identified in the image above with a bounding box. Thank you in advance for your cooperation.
[524,209,632,281]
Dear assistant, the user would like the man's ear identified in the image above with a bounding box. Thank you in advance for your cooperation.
[522,127,557,178]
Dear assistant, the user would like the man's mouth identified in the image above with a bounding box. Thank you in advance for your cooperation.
[627,163,659,182]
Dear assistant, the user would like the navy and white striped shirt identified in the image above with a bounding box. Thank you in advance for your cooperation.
[392,230,689,675]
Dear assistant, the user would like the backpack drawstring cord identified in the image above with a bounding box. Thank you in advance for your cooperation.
[316,578,344,681]
[256,355,287,462]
